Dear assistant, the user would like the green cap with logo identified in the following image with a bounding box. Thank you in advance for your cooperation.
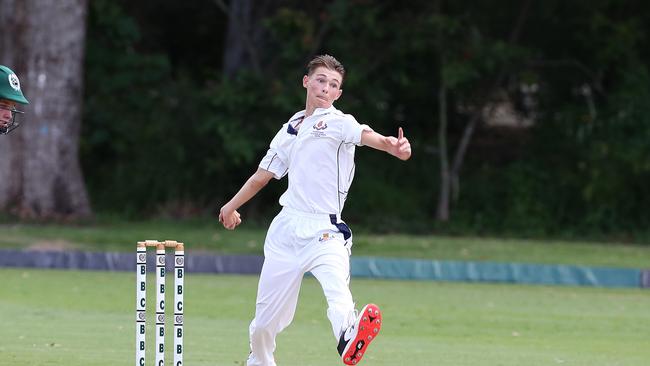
[0,65,29,104]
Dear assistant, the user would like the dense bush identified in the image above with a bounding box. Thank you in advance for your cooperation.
[81,0,650,239]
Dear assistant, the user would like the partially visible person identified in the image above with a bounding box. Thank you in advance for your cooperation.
[0,65,29,135]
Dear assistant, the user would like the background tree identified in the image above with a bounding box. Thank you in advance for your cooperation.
[2,0,647,238]
[0,0,91,220]
[435,0,532,222]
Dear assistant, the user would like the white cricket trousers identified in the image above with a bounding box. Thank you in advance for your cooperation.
[247,207,356,366]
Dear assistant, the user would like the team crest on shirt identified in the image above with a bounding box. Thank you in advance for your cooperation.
[311,121,328,138]
[313,121,328,130]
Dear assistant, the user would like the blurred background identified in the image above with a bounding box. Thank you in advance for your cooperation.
[1,0,649,240]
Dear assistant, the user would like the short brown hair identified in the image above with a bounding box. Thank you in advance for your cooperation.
[306,54,345,83]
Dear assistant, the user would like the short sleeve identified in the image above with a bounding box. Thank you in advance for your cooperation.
[341,114,373,145]
[258,123,292,179]
[259,149,288,179]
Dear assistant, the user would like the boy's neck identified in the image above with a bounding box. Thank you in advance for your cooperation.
[304,102,318,117]
[305,104,332,118]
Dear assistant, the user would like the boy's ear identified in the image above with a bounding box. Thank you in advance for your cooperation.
[334,89,343,101]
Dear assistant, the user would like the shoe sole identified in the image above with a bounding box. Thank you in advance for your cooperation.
[342,304,382,365]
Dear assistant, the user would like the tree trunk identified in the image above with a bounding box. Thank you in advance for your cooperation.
[217,0,270,78]
[0,0,92,220]
[436,80,450,221]
[434,0,451,222]
[0,0,26,212]
[439,0,532,219]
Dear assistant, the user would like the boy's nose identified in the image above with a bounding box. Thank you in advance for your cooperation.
[0,110,11,121]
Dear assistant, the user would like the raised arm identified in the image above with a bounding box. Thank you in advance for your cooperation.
[360,127,412,161]
[219,168,276,230]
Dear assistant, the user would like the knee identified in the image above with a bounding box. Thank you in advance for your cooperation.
[250,319,274,340]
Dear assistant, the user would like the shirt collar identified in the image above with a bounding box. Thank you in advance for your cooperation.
[312,106,338,116]
[289,105,339,122]
[286,106,340,135]
[288,110,306,123]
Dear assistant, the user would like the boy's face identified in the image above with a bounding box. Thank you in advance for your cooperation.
[303,66,343,110]
[0,99,17,130]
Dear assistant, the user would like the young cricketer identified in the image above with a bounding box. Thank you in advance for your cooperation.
[219,54,411,366]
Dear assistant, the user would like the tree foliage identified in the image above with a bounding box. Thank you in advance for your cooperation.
[80,0,650,237]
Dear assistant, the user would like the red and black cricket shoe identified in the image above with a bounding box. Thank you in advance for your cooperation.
[337,304,382,365]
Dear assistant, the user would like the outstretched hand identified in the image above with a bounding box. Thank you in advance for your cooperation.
[218,204,242,230]
[385,127,411,161]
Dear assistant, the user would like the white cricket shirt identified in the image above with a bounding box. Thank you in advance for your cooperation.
[259,106,370,215]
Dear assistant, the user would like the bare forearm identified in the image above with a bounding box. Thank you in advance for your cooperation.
[219,168,274,230]
[225,170,272,210]
[361,128,412,161]
[361,130,391,152]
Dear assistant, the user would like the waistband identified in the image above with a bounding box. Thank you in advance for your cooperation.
[280,206,342,222]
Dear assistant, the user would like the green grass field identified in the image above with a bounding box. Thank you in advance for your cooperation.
[1,219,649,268]
[1,268,649,366]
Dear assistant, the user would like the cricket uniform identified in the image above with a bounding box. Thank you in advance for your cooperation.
[248,106,371,366]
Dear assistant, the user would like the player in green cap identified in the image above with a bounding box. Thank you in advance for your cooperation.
[0,65,29,135]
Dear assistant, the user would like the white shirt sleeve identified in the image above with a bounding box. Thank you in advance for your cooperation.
[340,114,373,145]
[258,124,291,179]
[259,150,288,179]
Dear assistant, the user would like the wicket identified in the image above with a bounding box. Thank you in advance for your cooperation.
[136,240,185,366]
